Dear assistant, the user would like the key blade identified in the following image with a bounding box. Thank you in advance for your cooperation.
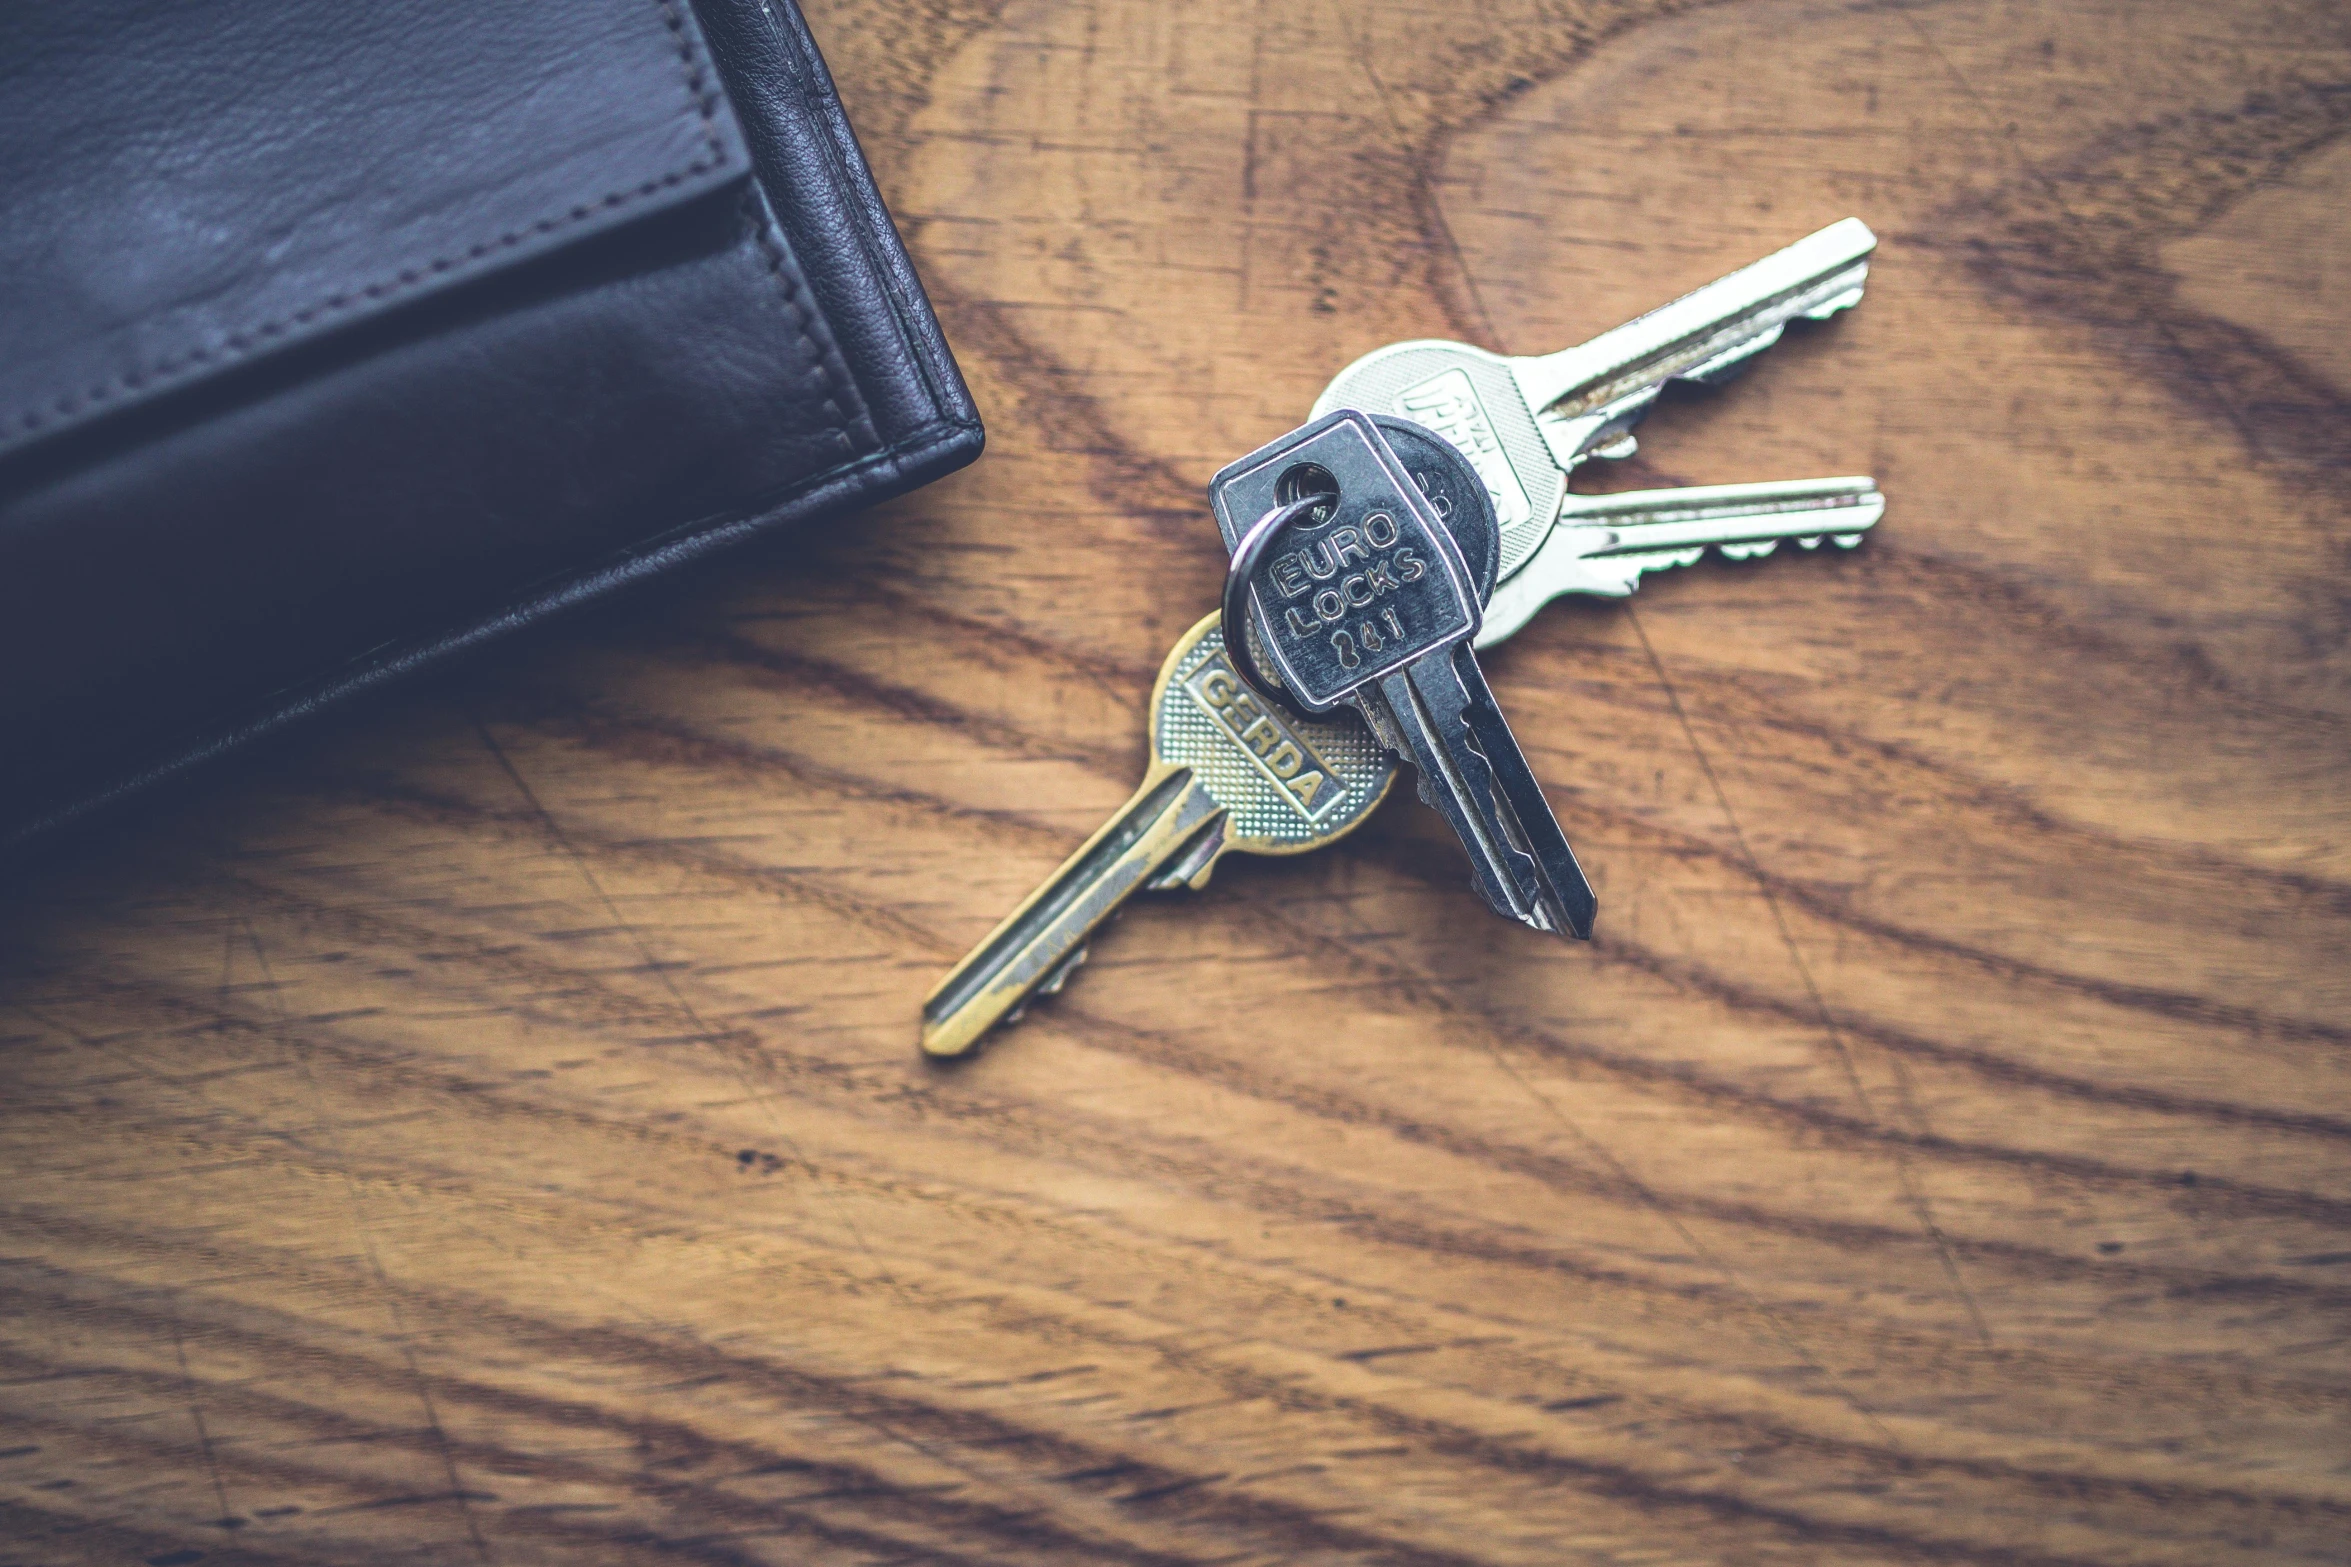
[920,612,1401,1059]
[1365,668,1545,928]
[1510,218,1877,472]
[921,764,1223,1057]
[1567,474,1882,556]
[1447,648,1596,938]
[1476,476,1884,649]
[1371,652,1594,938]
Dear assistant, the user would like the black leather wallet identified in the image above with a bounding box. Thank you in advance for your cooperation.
[0,0,982,857]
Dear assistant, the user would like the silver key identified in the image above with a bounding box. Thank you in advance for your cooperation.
[921,611,1399,1057]
[1214,411,1596,939]
[1310,218,1876,582]
[1477,476,1884,647]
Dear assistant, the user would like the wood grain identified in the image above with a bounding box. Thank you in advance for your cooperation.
[4,0,2348,1562]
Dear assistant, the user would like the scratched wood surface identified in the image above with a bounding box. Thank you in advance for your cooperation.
[5,0,2350,1562]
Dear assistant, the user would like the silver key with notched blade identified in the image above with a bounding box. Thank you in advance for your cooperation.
[920,611,1398,1058]
[1213,410,1595,939]
[1311,218,1877,582]
[1478,475,1884,647]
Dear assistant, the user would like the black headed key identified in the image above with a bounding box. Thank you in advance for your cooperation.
[1211,410,1595,939]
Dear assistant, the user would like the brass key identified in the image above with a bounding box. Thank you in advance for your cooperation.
[920,611,1396,1058]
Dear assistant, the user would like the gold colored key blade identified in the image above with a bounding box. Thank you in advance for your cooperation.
[920,611,1396,1058]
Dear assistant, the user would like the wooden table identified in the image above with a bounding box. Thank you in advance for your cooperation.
[6,1,2348,1561]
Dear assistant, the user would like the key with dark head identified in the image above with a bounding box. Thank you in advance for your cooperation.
[1212,411,1596,940]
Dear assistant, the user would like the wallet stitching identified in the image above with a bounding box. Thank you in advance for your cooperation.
[8,0,733,446]
[741,190,850,440]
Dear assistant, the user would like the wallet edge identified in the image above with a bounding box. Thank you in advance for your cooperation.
[0,414,982,864]
[3,0,986,866]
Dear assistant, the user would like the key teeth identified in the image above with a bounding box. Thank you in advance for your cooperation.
[999,943,1094,1030]
[1801,279,1869,321]
[1717,541,1778,561]
[1037,945,1090,998]
[1686,325,1787,385]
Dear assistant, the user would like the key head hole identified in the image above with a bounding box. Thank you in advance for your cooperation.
[1274,462,1339,527]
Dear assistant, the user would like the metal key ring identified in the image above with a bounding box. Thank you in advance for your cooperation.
[1220,494,1330,725]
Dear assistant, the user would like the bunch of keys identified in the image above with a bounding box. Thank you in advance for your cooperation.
[921,218,1885,1058]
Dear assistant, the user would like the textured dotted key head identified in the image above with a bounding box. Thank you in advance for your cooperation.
[1312,340,1563,581]
[1149,614,1395,854]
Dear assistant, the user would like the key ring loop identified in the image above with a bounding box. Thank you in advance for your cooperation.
[1220,495,1330,725]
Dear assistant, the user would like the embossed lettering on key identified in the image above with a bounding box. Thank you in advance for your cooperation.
[1312,218,1877,581]
[920,612,1396,1059]
[1215,411,1596,940]
[1212,412,1480,710]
